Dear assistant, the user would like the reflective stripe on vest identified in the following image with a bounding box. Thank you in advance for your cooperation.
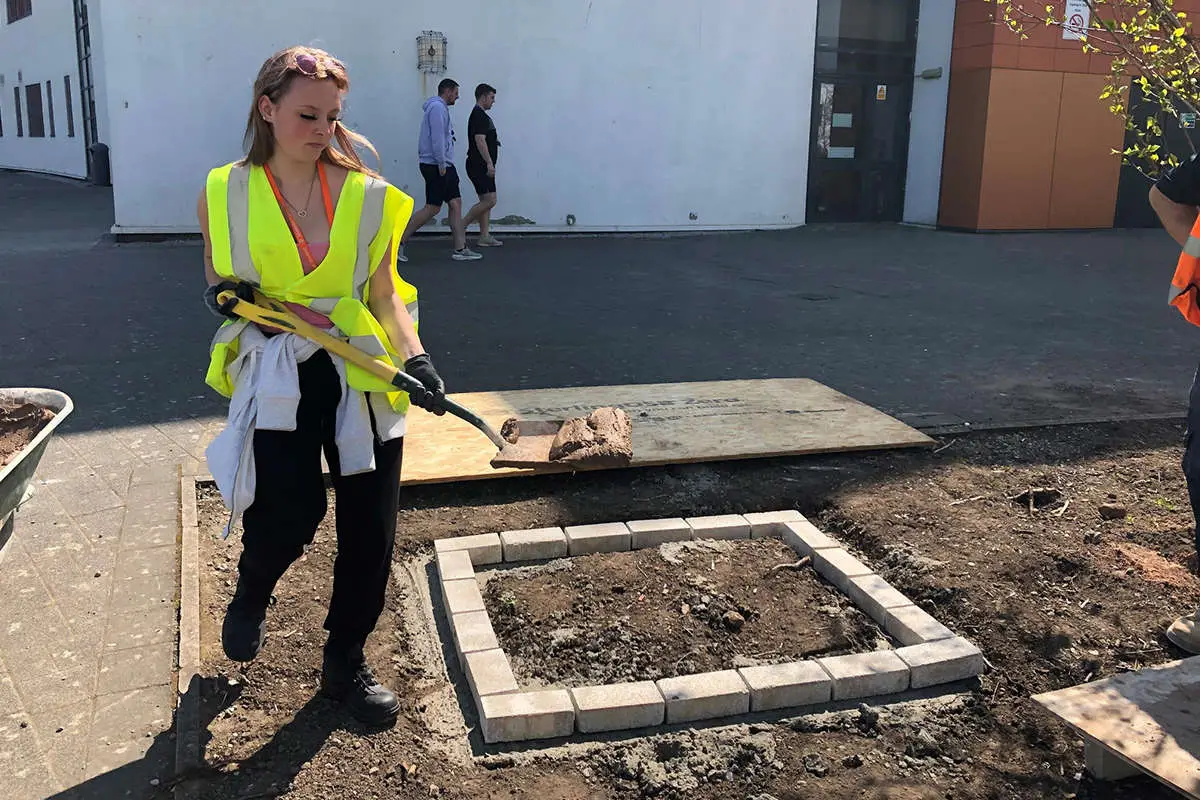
[204,161,418,409]
[1170,215,1200,327]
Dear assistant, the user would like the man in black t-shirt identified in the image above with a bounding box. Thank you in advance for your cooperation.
[463,83,502,247]
[1150,155,1200,652]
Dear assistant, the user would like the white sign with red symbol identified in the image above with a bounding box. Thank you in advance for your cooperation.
[1063,0,1090,40]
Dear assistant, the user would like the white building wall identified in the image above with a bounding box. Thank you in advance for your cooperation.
[94,0,819,234]
[0,2,89,178]
[903,0,955,226]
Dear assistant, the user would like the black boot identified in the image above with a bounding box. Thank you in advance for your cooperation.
[221,574,271,662]
[320,640,400,725]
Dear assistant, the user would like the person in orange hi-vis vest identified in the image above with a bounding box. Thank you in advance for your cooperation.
[1150,156,1200,654]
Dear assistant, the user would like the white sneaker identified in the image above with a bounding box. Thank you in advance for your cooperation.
[477,234,503,247]
[452,247,483,261]
[396,244,408,263]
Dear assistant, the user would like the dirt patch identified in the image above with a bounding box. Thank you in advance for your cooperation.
[1111,541,1200,589]
[0,402,53,469]
[484,538,882,687]
[186,420,1196,800]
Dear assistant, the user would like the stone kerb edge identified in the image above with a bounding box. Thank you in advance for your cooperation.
[436,510,985,744]
[175,476,203,800]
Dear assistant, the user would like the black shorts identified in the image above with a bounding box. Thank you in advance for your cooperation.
[420,163,461,206]
[466,162,497,196]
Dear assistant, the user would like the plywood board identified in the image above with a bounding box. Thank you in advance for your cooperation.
[400,378,933,485]
[1033,658,1200,798]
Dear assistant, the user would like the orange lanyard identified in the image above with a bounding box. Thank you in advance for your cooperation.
[263,161,335,271]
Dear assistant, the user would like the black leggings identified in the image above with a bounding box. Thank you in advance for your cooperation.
[238,350,404,646]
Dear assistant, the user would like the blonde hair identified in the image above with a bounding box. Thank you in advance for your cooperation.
[241,46,380,176]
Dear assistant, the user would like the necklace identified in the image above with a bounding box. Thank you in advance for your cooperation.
[279,167,318,218]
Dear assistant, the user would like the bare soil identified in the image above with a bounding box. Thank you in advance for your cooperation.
[0,402,53,469]
[484,538,884,687]
[186,420,1198,800]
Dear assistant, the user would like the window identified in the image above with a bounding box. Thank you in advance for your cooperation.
[6,0,31,24]
[25,83,44,137]
[64,75,75,137]
[45,80,54,136]
[13,86,22,137]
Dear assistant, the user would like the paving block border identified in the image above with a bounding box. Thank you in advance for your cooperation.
[433,509,986,744]
[174,476,203,800]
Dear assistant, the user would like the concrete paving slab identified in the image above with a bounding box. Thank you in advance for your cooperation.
[84,733,159,780]
[10,653,96,714]
[0,710,60,796]
[811,548,874,594]
[109,570,174,614]
[626,518,693,549]
[657,670,749,723]
[884,604,956,646]
[738,661,833,711]
[499,526,568,561]
[480,689,575,743]
[103,605,176,652]
[113,543,176,581]
[33,701,95,788]
[0,670,20,713]
[780,518,841,556]
[564,522,631,555]
[845,573,914,625]
[818,651,910,700]
[91,684,174,745]
[435,548,476,583]
[897,637,987,688]
[73,506,127,545]
[686,514,751,541]
[570,681,665,732]
[744,510,804,539]
[450,610,501,656]
[434,533,503,565]
[442,578,487,615]
[96,642,173,695]
[462,649,519,699]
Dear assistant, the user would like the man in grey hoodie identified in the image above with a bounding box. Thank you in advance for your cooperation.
[398,78,481,262]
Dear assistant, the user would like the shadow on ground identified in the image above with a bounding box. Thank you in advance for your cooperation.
[43,677,237,800]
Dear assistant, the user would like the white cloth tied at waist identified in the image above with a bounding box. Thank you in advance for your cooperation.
[204,324,406,538]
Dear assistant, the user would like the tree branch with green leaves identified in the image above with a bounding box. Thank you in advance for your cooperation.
[989,0,1200,177]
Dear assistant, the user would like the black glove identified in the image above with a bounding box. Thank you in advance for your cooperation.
[203,281,255,319]
[404,354,446,415]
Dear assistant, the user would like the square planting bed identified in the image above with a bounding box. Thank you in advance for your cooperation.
[432,510,985,744]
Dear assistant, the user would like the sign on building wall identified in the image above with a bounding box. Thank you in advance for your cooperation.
[1063,0,1091,40]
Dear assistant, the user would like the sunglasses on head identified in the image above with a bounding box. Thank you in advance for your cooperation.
[289,52,328,79]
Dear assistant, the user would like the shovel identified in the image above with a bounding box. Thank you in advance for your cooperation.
[215,286,589,470]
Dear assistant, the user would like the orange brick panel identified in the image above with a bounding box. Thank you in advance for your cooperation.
[977,69,1063,229]
[1048,74,1125,228]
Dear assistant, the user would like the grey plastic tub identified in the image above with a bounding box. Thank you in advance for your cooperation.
[0,388,74,542]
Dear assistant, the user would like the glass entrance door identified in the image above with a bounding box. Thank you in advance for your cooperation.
[807,78,911,222]
[807,0,919,223]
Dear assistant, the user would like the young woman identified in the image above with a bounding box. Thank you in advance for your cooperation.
[197,46,445,725]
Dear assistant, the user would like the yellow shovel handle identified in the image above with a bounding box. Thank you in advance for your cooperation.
[216,289,402,387]
[214,286,509,450]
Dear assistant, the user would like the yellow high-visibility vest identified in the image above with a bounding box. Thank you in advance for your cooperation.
[203,161,418,413]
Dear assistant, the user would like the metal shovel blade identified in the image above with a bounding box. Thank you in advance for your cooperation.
[488,420,565,469]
